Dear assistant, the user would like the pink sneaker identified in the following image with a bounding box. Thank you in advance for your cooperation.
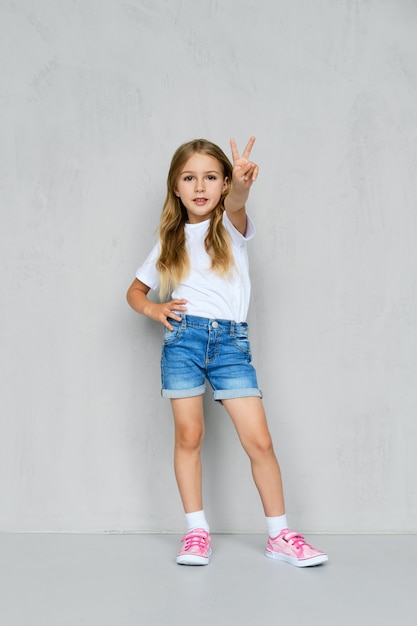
[176,528,212,565]
[265,529,328,567]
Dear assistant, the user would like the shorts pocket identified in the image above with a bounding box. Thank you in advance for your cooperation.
[231,324,251,355]
[163,320,182,345]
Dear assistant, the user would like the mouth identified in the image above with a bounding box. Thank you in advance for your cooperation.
[193,198,208,206]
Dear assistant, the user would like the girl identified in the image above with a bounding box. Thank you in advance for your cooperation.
[127,137,328,568]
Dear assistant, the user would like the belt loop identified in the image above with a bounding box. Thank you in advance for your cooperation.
[230,320,235,337]
[181,313,186,330]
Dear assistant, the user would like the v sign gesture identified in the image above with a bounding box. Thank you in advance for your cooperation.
[225,136,259,234]
[231,136,259,186]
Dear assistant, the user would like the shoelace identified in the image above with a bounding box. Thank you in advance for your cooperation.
[181,530,208,552]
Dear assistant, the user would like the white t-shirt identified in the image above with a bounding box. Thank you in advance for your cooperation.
[136,212,255,323]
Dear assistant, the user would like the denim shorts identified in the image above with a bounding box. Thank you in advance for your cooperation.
[161,314,262,401]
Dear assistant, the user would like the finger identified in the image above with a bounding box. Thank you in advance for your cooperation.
[164,308,182,321]
[242,136,256,160]
[163,311,180,329]
[170,300,187,315]
[242,162,258,181]
[230,138,240,163]
[167,300,186,321]
[240,160,255,175]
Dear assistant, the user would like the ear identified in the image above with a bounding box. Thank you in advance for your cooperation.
[174,189,180,197]
[223,177,230,193]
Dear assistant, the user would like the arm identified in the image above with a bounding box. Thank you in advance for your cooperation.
[126,278,187,330]
[224,136,259,235]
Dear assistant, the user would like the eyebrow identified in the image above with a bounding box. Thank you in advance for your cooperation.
[180,169,221,175]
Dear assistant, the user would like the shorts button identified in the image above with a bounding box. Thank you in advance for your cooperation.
[212,321,218,328]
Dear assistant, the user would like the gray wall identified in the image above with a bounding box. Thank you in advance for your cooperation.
[1,0,416,533]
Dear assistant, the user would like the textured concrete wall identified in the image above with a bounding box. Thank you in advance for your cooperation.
[1,0,416,532]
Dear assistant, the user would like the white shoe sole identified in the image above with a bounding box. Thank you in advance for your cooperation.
[177,550,212,566]
[265,550,328,567]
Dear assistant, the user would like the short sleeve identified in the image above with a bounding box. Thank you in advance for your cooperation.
[135,242,161,291]
[223,211,256,247]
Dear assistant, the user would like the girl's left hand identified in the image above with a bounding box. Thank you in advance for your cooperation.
[230,136,259,189]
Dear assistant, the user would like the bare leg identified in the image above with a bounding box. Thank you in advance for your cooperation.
[222,397,285,517]
[171,396,205,513]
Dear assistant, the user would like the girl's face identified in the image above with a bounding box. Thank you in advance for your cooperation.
[174,152,228,224]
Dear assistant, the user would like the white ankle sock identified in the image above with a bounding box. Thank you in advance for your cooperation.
[266,514,288,538]
[185,510,210,533]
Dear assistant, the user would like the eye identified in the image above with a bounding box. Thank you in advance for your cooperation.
[183,175,194,181]
[207,175,217,180]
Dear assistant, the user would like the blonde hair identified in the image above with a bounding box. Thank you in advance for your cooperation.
[157,139,234,300]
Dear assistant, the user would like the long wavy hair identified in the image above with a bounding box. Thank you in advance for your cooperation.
[157,139,234,300]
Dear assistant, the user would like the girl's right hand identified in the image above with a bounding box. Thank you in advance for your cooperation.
[126,279,187,329]
[145,299,187,330]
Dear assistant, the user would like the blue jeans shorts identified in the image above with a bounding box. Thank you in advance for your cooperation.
[161,314,263,401]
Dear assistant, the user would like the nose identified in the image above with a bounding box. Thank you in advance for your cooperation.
[195,179,205,192]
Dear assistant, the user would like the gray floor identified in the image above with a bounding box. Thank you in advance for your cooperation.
[0,533,415,626]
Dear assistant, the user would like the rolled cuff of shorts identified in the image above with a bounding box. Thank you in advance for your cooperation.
[161,384,206,399]
[213,388,263,401]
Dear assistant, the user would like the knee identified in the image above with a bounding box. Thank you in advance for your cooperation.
[175,425,204,452]
[245,433,274,459]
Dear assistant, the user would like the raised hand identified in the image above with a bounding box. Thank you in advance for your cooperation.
[224,136,259,231]
[230,136,259,190]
